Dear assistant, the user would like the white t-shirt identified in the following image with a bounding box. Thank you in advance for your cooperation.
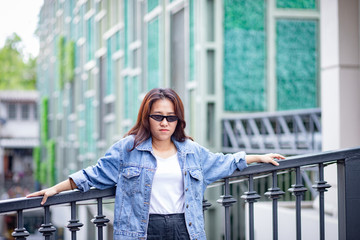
[149,153,185,214]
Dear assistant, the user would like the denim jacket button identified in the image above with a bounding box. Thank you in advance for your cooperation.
[185,188,188,191]
[186,204,189,208]
[184,171,187,176]
[189,222,192,226]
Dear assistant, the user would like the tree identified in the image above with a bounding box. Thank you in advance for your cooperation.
[0,33,37,90]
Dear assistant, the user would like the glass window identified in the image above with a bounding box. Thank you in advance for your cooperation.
[170,8,185,99]
[189,0,195,82]
[8,103,17,120]
[99,56,106,140]
[21,104,30,120]
[147,0,159,13]
[147,18,160,90]
[34,104,38,119]
[106,38,114,96]
[105,102,114,115]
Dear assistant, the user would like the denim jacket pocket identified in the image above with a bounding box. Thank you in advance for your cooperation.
[121,166,141,195]
[188,169,203,200]
[189,169,203,181]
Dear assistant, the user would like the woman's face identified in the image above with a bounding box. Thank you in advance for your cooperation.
[149,99,178,143]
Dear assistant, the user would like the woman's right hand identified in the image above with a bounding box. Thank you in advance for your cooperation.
[26,187,58,205]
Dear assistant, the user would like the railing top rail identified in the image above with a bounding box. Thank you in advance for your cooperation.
[228,147,360,178]
[0,186,116,214]
[222,108,321,120]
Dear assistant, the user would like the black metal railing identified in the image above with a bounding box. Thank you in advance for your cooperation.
[0,187,115,240]
[1,147,360,240]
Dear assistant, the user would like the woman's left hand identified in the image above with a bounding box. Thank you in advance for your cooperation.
[259,153,285,166]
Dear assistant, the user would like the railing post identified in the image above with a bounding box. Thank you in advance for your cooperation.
[337,156,360,239]
[288,167,307,240]
[241,174,260,240]
[39,206,56,240]
[312,163,331,240]
[216,178,237,240]
[202,198,212,213]
[265,171,285,240]
[92,198,110,240]
[67,201,84,240]
[11,210,29,240]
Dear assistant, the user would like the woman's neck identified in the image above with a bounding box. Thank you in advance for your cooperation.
[152,139,177,158]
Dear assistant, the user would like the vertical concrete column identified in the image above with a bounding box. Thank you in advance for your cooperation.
[321,0,360,151]
[319,0,360,220]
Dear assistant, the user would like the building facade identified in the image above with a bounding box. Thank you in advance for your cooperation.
[36,0,320,183]
[36,0,325,239]
[0,91,39,198]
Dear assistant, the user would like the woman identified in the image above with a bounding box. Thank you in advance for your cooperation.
[27,88,284,240]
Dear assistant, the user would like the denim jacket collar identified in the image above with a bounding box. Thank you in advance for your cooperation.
[135,136,194,155]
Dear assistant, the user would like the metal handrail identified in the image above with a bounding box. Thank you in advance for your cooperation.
[228,147,358,179]
[0,187,116,214]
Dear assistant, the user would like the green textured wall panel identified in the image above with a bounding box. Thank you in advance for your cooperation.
[276,19,318,110]
[276,0,317,9]
[223,0,266,112]
[147,18,160,90]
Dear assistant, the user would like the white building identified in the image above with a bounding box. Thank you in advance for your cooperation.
[0,90,39,198]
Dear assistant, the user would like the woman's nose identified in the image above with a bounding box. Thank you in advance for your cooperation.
[160,118,168,125]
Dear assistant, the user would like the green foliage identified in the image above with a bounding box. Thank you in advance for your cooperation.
[65,40,75,83]
[0,33,37,90]
[57,36,65,89]
[47,140,56,186]
[33,147,41,182]
[40,161,48,185]
[38,97,56,186]
[41,97,48,142]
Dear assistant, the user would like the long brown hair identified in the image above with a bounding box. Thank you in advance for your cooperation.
[125,88,192,150]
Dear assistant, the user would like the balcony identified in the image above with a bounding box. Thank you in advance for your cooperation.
[222,108,321,155]
[0,147,359,239]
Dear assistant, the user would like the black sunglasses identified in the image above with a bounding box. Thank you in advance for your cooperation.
[149,114,179,122]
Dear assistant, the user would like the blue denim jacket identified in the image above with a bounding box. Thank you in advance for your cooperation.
[70,135,247,240]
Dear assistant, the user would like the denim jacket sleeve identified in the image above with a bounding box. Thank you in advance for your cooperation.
[196,143,247,186]
[69,141,123,192]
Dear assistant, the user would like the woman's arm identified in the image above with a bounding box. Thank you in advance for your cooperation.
[26,178,77,205]
[246,153,285,166]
